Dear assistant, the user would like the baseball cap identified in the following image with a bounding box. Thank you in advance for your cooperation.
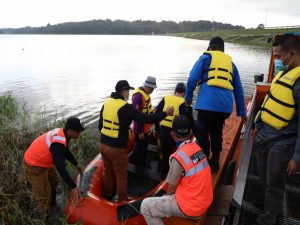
[172,115,191,136]
[65,117,85,132]
[143,76,157,89]
[115,80,134,92]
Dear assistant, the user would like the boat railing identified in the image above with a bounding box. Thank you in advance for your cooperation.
[232,89,257,209]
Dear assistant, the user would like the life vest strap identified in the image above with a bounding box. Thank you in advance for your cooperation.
[275,79,293,90]
[103,119,119,126]
[267,92,295,108]
[199,76,233,85]
[208,67,233,76]
[103,126,119,131]
[260,108,290,123]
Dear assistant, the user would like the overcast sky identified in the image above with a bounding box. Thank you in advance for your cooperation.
[1,0,300,29]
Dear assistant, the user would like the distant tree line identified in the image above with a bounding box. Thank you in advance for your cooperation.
[0,19,244,35]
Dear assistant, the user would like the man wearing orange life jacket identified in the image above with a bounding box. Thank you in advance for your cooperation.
[130,76,157,166]
[22,117,84,214]
[141,115,213,225]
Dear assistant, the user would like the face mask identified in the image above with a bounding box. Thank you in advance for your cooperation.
[273,52,291,76]
[273,59,287,76]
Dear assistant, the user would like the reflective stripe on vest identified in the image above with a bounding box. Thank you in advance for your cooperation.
[24,128,67,168]
[159,95,184,128]
[101,98,127,138]
[255,66,300,129]
[132,88,153,133]
[171,141,213,217]
[203,51,234,90]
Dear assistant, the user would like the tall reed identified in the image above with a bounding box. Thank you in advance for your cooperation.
[0,92,99,225]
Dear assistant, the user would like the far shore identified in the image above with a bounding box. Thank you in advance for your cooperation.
[169,27,300,47]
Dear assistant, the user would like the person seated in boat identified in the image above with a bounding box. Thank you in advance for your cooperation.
[22,117,85,215]
[154,82,195,175]
[185,36,247,171]
[141,115,213,224]
[253,33,300,225]
[129,76,157,167]
[98,80,174,202]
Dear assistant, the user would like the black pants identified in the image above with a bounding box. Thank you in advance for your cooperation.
[255,138,294,225]
[130,133,149,166]
[159,126,176,175]
[196,109,230,158]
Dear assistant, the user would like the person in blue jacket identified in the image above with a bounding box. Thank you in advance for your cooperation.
[185,36,247,171]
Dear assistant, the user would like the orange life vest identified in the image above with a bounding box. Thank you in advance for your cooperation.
[171,141,213,217]
[24,128,67,168]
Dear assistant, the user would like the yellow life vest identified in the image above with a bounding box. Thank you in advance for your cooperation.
[101,98,127,138]
[132,88,154,133]
[255,66,300,129]
[204,51,234,90]
[132,88,153,114]
[160,95,185,128]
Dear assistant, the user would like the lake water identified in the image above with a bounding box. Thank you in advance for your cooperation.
[0,35,271,125]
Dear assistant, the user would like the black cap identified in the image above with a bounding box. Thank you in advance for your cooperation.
[175,82,186,93]
[208,36,224,51]
[65,117,85,132]
[172,115,191,136]
[115,80,134,92]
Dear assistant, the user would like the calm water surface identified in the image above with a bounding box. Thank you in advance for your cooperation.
[0,35,270,125]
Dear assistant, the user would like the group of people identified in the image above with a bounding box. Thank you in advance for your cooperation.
[22,34,300,225]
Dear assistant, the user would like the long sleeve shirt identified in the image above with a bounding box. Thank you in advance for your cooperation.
[50,135,78,189]
[98,92,167,148]
[185,53,246,117]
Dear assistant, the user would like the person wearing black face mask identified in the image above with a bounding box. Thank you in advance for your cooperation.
[253,34,300,225]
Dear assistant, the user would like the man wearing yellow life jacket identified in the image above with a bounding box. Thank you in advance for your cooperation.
[98,80,174,202]
[22,117,84,214]
[185,36,247,171]
[130,76,157,166]
[155,82,196,175]
[253,34,300,225]
[141,116,213,224]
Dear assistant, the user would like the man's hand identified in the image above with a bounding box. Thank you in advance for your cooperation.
[185,100,192,106]
[76,165,83,174]
[165,106,174,116]
[138,132,145,140]
[71,187,82,203]
[287,159,300,176]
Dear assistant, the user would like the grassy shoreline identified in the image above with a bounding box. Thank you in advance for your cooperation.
[0,92,98,225]
[170,28,300,47]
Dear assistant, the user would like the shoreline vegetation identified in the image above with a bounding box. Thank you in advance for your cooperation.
[0,18,299,48]
[170,27,300,47]
[0,92,98,225]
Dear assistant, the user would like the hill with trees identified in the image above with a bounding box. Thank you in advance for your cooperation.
[0,19,244,34]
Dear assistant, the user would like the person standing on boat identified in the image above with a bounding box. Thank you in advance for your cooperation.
[129,76,157,167]
[254,34,300,225]
[141,115,213,224]
[98,80,173,202]
[185,36,247,171]
[155,82,195,175]
[22,117,85,214]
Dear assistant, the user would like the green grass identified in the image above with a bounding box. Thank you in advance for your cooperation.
[0,92,99,225]
[171,27,300,47]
